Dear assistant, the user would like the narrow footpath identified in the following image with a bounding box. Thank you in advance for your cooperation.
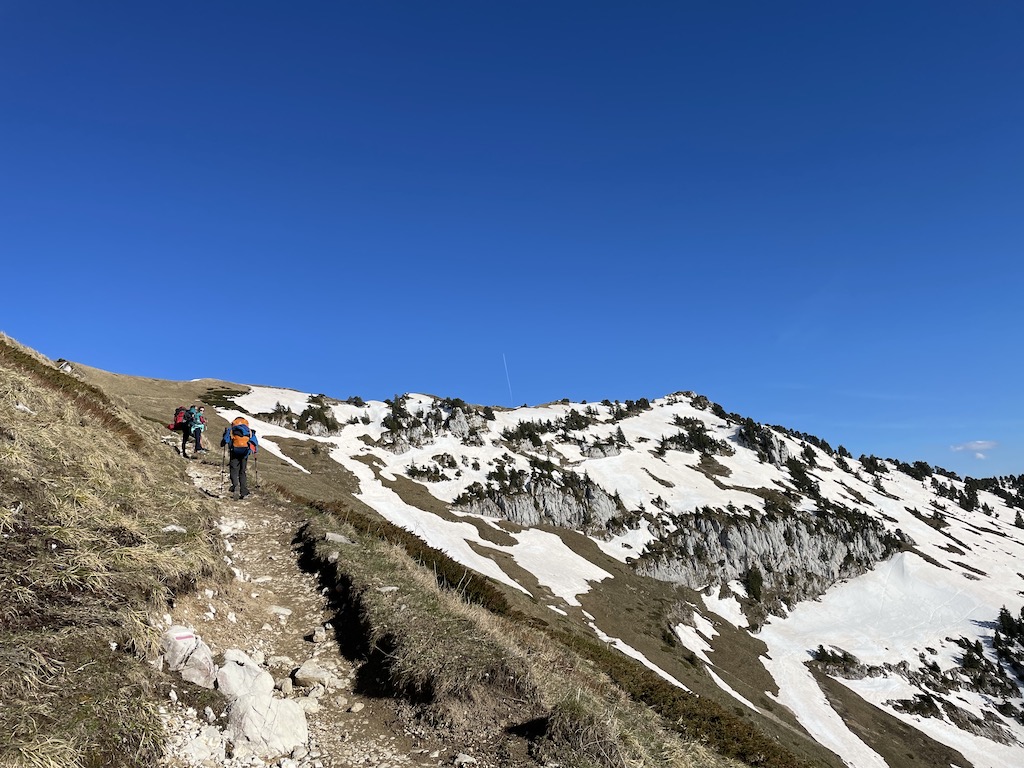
[157,453,466,768]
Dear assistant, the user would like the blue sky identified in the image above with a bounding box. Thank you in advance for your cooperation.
[2,2,1022,477]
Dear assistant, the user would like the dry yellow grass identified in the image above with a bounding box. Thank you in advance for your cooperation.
[0,336,226,767]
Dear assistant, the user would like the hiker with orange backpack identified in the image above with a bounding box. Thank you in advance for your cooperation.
[221,416,259,499]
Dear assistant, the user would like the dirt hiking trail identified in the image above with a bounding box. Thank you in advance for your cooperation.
[158,453,485,768]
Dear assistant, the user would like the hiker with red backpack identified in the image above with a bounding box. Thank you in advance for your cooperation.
[169,405,200,459]
[221,416,259,499]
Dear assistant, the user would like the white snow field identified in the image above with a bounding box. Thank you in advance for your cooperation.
[223,387,1024,768]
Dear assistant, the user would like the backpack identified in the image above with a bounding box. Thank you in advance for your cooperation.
[170,406,191,431]
[230,417,253,454]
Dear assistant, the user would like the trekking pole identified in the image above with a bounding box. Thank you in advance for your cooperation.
[220,445,226,493]
[253,451,259,489]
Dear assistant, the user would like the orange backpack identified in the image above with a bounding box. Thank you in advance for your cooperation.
[230,417,252,452]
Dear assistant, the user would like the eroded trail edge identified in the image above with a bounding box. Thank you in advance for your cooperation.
[156,458,469,768]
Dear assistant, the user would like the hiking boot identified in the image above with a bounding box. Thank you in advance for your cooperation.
[240,492,249,499]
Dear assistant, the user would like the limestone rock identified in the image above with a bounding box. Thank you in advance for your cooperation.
[218,649,308,758]
[179,724,225,763]
[160,625,217,689]
[217,650,274,699]
[293,659,339,688]
[455,475,623,531]
[635,508,905,608]
[225,694,307,759]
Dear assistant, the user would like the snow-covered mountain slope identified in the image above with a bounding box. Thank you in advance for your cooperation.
[220,387,1024,768]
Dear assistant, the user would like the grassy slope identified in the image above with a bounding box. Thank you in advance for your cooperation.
[0,336,225,768]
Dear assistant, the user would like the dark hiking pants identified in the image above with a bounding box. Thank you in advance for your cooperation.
[229,451,250,497]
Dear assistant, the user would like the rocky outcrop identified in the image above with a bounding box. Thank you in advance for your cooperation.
[634,508,906,609]
[381,404,489,453]
[379,421,435,453]
[446,407,488,445]
[583,442,621,459]
[302,420,337,437]
[812,646,1022,744]
[454,475,625,531]
[735,421,793,466]
[764,433,793,466]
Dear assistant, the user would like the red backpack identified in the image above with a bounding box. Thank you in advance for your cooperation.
[169,406,189,431]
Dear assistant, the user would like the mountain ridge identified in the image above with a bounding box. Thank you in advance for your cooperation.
[11,344,1024,768]
[199,381,1024,768]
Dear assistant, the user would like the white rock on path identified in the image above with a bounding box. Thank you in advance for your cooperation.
[160,625,217,689]
[293,659,338,688]
[217,648,309,758]
[217,650,274,699]
[225,694,307,758]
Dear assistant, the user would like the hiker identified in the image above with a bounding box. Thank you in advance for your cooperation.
[221,416,259,499]
[171,405,199,458]
[193,406,208,452]
[184,405,202,458]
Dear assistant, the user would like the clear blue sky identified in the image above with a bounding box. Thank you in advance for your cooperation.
[2,2,1022,477]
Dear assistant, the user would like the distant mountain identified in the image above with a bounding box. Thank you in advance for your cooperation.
[203,384,1024,768]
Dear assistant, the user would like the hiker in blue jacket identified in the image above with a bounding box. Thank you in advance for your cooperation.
[221,416,259,499]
